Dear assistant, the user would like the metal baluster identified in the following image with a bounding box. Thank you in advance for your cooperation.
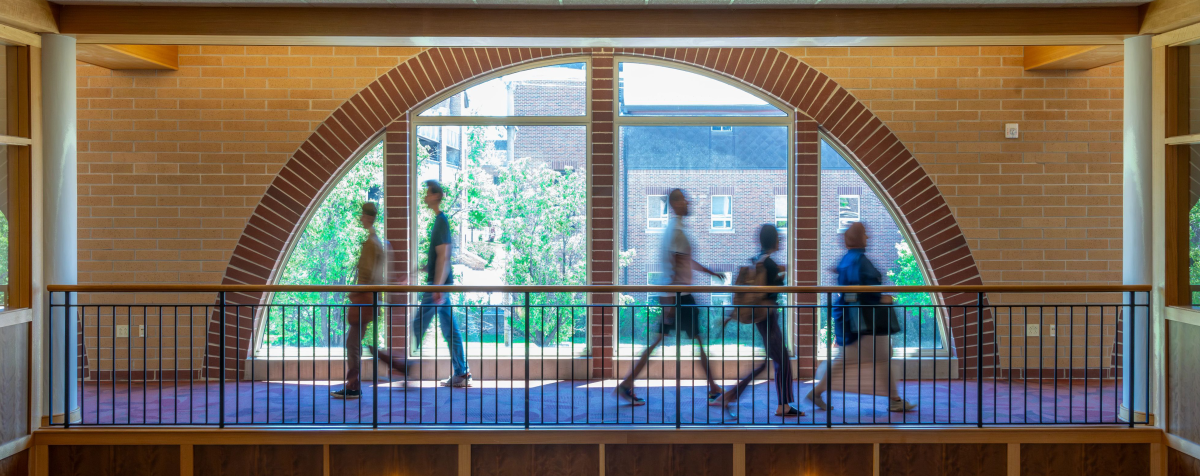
[524,292,531,430]
[825,292,833,429]
[218,291,226,428]
[675,291,682,429]
[1128,291,1135,428]
[977,292,984,428]
[373,291,380,429]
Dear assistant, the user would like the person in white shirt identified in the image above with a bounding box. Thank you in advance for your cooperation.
[332,202,398,399]
[614,188,726,406]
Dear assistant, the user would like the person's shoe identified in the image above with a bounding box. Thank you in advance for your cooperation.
[776,403,805,417]
[805,388,830,411]
[707,389,724,406]
[440,372,473,388]
[889,398,917,413]
[330,389,361,399]
[614,385,646,406]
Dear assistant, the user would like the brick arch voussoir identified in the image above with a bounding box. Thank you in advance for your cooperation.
[214,46,990,375]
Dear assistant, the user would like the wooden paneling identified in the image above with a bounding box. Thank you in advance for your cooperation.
[1169,447,1200,476]
[1170,321,1200,442]
[746,444,872,476]
[0,449,28,476]
[0,323,29,446]
[1021,444,1148,476]
[878,443,1005,476]
[328,445,456,476]
[607,444,729,476]
[55,5,1138,47]
[471,445,532,476]
[75,45,178,70]
[193,445,321,476]
[1023,45,1124,70]
[1140,0,1200,35]
[531,445,598,476]
[48,446,179,476]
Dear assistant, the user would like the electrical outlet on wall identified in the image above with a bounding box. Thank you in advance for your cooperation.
[138,325,145,337]
[1049,325,1056,337]
[1026,324,1040,336]
[116,325,129,338]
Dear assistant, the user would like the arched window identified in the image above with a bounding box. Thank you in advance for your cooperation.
[258,141,384,354]
[414,61,589,358]
[615,60,792,358]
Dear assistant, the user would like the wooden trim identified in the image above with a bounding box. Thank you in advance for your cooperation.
[44,284,1153,293]
[872,443,880,476]
[457,444,470,476]
[27,41,41,443]
[0,135,31,145]
[1166,133,1200,146]
[33,445,46,476]
[32,428,1166,446]
[0,0,57,35]
[1152,443,1166,476]
[75,44,178,71]
[0,308,32,328]
[0,435,32,463]
[56,6,1139,44]
[1023,45,1123,71]
[322,445,329,476]
[1140,0,1200,36]
[1165,306,1200,327]
[1007,443,1020,476]
[1167,433,1200,463]
[0,24,39,48]
[1154,22,1200,48]
[733,443,746,476]
[1163,43,1190,308]
[179,444,193,476]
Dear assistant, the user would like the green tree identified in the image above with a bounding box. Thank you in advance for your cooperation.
[1190,200,1200,304]
[887,241,940,349]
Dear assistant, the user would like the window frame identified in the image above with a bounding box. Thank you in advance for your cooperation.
[646,194,668,232]
[837,194,861,232]
[1163,37,1200,308]
[710,194,733,232]
[0,41,32,311]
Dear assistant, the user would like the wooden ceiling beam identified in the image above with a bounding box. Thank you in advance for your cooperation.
[1139,0,1200,35]
[76,44,179,70]
[57,5,1140,46]
[1023,45,1124,70]
[0,0,57,34]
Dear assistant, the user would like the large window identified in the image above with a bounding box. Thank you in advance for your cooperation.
[819,139,942,352]
[617,60,791,358]
[415,62,589,357]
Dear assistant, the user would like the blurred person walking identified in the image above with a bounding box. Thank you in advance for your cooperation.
[805,221,916,413]
[712,224,803,418]
[614,188,725,406]
[412,180,472,387]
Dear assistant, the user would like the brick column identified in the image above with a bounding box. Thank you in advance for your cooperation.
[589,51,616,378]
[385,117,411,356]
[794,117,821,378]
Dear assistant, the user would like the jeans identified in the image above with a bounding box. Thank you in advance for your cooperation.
[412,293,469,377]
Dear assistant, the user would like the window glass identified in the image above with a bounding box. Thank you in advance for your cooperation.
[819,138,941,350]
[618,62,786,117]
[262,142,385,354]
[647,195,668,230]
[1187,144,1200,306]
[419,63,586,117]
[711,195,733,230]
[416,125,587,357]
[0,145,8,308]
[619,125,787,357]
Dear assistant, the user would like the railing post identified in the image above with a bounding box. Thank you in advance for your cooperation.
[218,291,226,429]
[524,292,531,430]
[63,291,71,429]
[675,291,682,429]
[1128,290,1135,428]
[47,290,53,426]
[825,292,833,429]
[372,290,380,429]
[977,292,984,428]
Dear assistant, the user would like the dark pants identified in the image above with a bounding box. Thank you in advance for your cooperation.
[731,311,794,404]
[344,292,406,391]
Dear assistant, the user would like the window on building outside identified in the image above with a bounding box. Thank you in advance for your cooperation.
[819,138,943,352]
[838,195,860,232]
[618,60,789,359]
[647,195,668,231]
[415,62,589,358]
[774,195,787,230]
[710,195,733,231]
[710,272,733,307]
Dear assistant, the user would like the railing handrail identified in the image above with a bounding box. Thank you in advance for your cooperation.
[46,283,1152,293]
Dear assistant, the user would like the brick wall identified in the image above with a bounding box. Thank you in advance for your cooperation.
[76,46,421,374]
[75,46,1125,376]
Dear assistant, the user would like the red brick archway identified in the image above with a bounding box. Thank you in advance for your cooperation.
[210,48,992,378]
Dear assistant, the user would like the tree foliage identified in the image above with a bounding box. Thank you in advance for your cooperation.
[887,241,940,349]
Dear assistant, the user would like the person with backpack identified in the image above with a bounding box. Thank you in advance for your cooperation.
[711,224,802,418]
[805,221,916,413]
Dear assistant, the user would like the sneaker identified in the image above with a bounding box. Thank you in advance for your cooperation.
[440,372,473,388]
[888,398,917,413]
[330,389,361,399]
[613,385,646,406]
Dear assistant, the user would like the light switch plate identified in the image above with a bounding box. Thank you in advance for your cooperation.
[1005,123,1019,139]
[1026,324,1040,336]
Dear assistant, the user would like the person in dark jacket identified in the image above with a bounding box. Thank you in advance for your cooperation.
[711,224,802,418]
[806,222,916,413]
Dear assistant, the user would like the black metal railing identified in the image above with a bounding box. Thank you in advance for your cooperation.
[45,284,1152,428]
